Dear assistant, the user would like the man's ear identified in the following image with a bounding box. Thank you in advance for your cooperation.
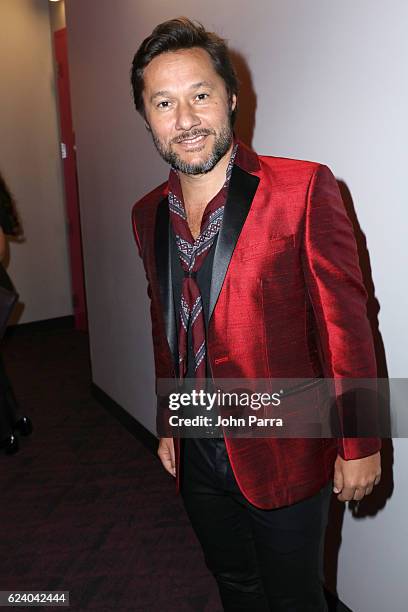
[231,94,237,113]
[144,120,151,132]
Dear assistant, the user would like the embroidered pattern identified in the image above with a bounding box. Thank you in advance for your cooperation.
[168,144,238,379]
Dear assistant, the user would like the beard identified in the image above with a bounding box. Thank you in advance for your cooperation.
[149,119,234,176]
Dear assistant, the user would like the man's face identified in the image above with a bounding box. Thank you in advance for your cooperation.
[142,47,237,175]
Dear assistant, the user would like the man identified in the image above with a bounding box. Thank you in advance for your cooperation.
[130,17,381,611]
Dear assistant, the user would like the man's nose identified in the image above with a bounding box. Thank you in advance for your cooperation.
[175,101,201,132]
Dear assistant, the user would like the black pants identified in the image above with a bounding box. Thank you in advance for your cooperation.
[180,438,331,612]
[0,352,19,439]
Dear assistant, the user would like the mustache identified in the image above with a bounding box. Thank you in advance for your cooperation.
[171,129,215,144]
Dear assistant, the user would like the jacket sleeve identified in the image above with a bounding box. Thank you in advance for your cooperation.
[301,164,381,460]
[131,205,174,438]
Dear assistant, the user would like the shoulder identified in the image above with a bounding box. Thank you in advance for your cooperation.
[258,152,323,176]
[255,153,336,194]
[236,139,325,179]
[131,180,168,223]
[131,180,168,253]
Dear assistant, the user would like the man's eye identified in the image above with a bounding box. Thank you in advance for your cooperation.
[196,93,209,101]
[157,101,170,109]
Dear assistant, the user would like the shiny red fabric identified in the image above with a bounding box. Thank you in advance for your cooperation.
[132,140,381,509]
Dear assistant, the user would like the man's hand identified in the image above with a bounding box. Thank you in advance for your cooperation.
[157,437,176,477]
[333,451,381,502]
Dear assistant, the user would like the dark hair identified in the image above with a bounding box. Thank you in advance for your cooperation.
[0,172,21,236]
[130,17,238,124]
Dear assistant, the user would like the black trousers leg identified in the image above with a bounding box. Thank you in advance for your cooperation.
[241,481,331,611]
[0,352,18,438]
[180,438,331,612]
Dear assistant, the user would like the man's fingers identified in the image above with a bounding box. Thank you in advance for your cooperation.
[352,487,366,501]
[338,481,376,502]
[159,453,176,477]
[337,486,356,502]
[333,466,344,494]
[161,455,176,477]
[158,438,176,477]
[335,452,382,502]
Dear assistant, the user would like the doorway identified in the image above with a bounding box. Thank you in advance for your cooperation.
[54,28,88,331]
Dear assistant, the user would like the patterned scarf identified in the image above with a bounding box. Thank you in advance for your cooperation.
[168,144,238,381]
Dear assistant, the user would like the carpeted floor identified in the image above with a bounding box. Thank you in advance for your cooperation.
[0,323,222,611]
[0,321,350,612]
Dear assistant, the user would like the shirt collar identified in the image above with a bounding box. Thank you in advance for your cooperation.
[233,136,261,174]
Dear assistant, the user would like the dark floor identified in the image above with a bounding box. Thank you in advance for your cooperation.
[0,323,224,611]
[0,322,350,612]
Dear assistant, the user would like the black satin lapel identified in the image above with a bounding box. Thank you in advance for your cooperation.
[154,197,178,368]
[209,165,260,322]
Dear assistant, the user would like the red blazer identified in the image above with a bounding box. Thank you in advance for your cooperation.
[131,140,381,509]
